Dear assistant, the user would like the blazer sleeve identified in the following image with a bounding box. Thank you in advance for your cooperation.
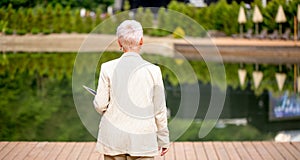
[153,67,170,148]
[93,64,110,115]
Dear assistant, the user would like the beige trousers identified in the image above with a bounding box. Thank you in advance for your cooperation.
[104,154,154,160]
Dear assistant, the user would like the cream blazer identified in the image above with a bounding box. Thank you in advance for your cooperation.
[93,52,169,156]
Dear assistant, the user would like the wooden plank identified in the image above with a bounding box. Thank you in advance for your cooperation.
[88,149,103,160]
[34,142,56,160]
[77,142,96,160]
[272,142,296,160]
[183,142,197,160]
[66,142,85,160]
[3,141,300,160]
[193,142,208,160]
[24,142,47,160]
[251,142,273,160]
[222,142,240,160]
[242,142,263,160]
[203,142,218,160]
[154,155,164,160]
[164,142,175,160]
[233,142,251,160]
[174,142,186,160]
[291,142,300,152]
[213,142,229,160]
[6,142,37,160]
[0,142,18,159]
[0,142,9,152]
[45,142,66,160]
[14,142,38,160]
[2,142,28,160]
[56,142,76,160]
[282,142,300,159]
[261,141,285,160]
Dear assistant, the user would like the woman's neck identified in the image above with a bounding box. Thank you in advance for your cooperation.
[123,48,140,53]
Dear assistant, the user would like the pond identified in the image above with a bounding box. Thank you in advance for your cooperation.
[0,52,299,141]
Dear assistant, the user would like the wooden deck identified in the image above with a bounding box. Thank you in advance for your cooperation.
[0,141,299,160]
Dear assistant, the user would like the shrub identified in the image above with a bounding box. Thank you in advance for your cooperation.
[173,27,185,38]
[148,29,170,37]
[31,28,40,34]
[4,28,13,35]
[42,29,51,35]
[16,29,26,35]
[0,20,7,33]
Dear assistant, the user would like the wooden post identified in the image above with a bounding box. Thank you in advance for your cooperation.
[294,16,297,42]
[294,64,297,93]
[240,24,243,38]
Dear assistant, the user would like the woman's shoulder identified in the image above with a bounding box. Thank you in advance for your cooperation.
[101,58,120,68]
[144,61,160,70]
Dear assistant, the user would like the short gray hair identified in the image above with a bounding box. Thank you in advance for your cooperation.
[116,20,143,51]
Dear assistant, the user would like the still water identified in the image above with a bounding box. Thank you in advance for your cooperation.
[0,52,299,141]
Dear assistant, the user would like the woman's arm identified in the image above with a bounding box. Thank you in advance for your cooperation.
[93,64,110,115]
[153,67,170,149]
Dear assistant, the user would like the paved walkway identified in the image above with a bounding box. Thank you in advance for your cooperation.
[1,34,300,64]
[0,141,300,160]
[1,34,299,52]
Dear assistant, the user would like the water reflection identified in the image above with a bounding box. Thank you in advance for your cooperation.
[0,52,299,141]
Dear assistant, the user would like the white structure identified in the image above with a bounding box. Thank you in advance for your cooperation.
[114,0,123,11]
[262,0,267,7]
[189,0,207,7]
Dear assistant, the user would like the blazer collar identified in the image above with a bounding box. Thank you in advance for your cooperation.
[121,52,142,58]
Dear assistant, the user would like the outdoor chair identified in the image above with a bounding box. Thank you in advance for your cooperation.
[281,28,291,40]
[255,29,268,39]
[268,30,279,40]
[244,29,253,39]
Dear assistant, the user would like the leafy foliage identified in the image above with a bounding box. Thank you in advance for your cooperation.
[1,0,298,36]
[173,27,185,38]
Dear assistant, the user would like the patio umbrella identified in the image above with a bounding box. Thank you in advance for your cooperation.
[252,5,263,36]
[238,6,247,37]
[253,71,263,89]
[298,4,300,22]
[238,69,247,86]
[275,5,287,36]
[275,73,286,91]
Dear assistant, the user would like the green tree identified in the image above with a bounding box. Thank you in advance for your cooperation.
[263,0,286,32]
[15,8,27,34]
[98,16,116,34]
[0,7,5,21]
[225,1,239,35]
[35,7,44,31]
[135,7,144,23]
[285,0,300,33]
[53,4,63,33]
[44,4,54,31]
[84,13,94,33]
[141,8,154,34]
[5,4,16,29]
[94,8,102,27]
[157,7,166,29]
[63,6,72,33]
[74,9,84,33]
[124,0,130,11]
[25,8,34,32]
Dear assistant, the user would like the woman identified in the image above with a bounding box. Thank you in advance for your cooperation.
[93,20,170,160]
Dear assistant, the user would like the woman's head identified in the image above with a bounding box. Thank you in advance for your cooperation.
[116,20,143,52]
